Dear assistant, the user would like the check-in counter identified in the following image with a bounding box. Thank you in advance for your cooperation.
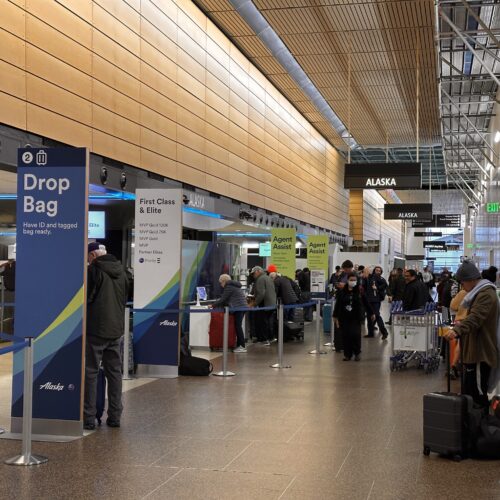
[185,302,214,349]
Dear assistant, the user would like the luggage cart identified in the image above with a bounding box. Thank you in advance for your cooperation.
[389,302,440,373]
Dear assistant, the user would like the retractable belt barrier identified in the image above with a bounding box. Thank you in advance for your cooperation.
[127,301,319,377]
[0,336,49,466]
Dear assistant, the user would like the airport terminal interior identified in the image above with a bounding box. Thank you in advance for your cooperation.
[1,0,500,498]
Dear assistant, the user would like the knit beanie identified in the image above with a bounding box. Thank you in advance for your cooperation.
[455,260,481,282]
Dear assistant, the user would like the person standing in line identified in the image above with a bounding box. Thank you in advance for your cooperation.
[437,271,455,323]
[422,266,434,290]
[402,269,431,311]
[251,266,277,345]
[333,272,375,361]
[482,266,498,284]
[298,267,312,321]
[270,271,298,321]
[84,242,129,430]
[386,268,406,325]
[444,260,499,408]
[211,274,248,353]
[329,265,342,297]
[363,266,389,339]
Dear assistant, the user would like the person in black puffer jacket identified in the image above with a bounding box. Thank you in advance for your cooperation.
[84,242,128,430]
[211,274,248,352]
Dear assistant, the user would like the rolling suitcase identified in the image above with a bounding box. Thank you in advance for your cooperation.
[323,302,332,333]
[209,311,236,350]
[423,339,476,461]
[96,367,106,425]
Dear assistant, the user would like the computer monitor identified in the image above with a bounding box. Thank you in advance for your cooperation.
[196,286,207,301]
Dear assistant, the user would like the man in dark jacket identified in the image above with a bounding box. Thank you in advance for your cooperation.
[386,268,405,325]
[252,266,277,344]
[363,266,389,339]
[84,242,128,430]
[211,274,248,352]
[298,267,313,321]
[402,269,430,311]
[270,272,298,320]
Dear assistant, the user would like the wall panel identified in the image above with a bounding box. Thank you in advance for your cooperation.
[0,0,349,233]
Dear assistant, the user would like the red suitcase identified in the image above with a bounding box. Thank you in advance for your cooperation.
[209,311,236,350]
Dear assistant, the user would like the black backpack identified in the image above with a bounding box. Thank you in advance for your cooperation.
[179,353,213,376]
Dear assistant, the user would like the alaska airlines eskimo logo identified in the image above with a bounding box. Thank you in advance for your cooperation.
[365,178,397,187]
[39,382,64,391]
[160,319,178,327]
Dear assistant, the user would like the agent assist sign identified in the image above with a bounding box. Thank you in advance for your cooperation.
[384,203,433,221]
[344,163,421,189]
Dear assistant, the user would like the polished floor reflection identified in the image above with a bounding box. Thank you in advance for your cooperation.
[1,321,500,500]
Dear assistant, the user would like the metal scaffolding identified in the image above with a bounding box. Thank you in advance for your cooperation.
[437,0,500,203]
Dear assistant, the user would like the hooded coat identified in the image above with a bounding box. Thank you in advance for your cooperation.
[453,280,499,369]
[212,280,247,309]
[87,255,129,340]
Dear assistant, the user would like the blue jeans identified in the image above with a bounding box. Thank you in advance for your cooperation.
[233,311,245,347]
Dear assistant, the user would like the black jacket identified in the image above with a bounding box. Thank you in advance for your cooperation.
[402,279,430,311]
[363,274,388,303]
[298,270,311,292]
[274,276,298,305]
[333,286,372,324]
[87,255,129,340]
[389,275,406,301]
[212,280,247,309]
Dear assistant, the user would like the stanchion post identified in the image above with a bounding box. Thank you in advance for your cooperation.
[5,337,48,466]
[0,277,4,334]
[213,306,235,377]
[271,302,290,369]
[323,298,335,350]
[122,307,132,380]
[309,299,327,355]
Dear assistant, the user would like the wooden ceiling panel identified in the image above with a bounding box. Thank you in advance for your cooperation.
[196,0,440,149]
[233,35,273,58]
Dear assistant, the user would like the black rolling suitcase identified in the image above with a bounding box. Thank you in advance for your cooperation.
[96,367,106,426]
[423,339,475,461]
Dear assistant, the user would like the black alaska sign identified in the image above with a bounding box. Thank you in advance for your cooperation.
[344,163,421,190]
[384,203,433,221]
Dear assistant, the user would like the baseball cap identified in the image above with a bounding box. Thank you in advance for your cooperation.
[250,266,263,274]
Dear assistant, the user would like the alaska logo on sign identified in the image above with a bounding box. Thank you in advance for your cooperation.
[384,203,432,221]
[365,178,397,187]
[39,382,65,391]
[344,163,421,190]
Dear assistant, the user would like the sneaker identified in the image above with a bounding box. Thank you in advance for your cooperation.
[270,338,278,343]
[233,346,247,353]
[381,333,388,340]
[83,422,96,431]
[343,356,351,361]
[263,340,271,346]
[106,419,120,428]
[354,355,361,361]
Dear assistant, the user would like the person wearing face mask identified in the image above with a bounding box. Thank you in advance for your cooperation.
[333,272,375,361]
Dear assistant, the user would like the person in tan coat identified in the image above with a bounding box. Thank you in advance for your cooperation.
[444,261,499,407]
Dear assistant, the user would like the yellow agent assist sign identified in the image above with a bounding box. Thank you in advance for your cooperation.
[307,235,329,273]
[271,228,296,279]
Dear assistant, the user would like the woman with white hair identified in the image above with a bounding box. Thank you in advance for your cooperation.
[211,274,248,352]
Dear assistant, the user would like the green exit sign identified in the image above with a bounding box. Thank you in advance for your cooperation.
[486,202,500,213]
[466,243,474,249]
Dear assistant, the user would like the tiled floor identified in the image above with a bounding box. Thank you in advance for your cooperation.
[1,319,500,500]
